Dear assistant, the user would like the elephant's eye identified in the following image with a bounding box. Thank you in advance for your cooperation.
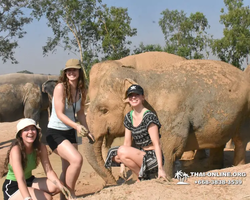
[100,108,108,114]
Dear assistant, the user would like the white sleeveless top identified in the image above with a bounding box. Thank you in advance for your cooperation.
[48,96,81,130]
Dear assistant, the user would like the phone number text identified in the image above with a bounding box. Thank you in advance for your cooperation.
[194,179,243,185]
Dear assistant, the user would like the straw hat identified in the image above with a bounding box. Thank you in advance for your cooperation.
[16,118,41,138]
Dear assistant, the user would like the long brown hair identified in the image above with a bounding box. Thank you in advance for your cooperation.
[3,128,41,175]
[58,67,86,106]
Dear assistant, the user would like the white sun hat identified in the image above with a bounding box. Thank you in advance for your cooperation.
[16,118,41,138]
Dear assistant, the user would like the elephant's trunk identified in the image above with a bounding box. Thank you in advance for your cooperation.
[82,136,117,186]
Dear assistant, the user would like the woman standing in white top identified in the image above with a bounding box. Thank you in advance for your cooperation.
[46,58,94,200]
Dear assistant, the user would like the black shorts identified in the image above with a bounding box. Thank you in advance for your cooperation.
[2,175,35,200]
[46,128,77,151]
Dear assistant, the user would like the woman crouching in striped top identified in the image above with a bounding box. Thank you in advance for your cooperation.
[105,84,167,181]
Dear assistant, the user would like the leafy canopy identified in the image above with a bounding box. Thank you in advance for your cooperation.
[159,9,212,59]
[29,0,137,79]
[211,0,250,69]
[0,0,32,64]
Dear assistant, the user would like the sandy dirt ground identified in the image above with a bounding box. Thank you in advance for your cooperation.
[1,121,250,200]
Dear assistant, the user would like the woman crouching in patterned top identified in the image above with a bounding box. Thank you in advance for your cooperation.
[105,84,167,181]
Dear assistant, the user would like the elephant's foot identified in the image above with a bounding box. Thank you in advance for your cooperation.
[233,147,246,166]
[233,136,247,166]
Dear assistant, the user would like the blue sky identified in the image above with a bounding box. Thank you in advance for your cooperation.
[1,0,246,75]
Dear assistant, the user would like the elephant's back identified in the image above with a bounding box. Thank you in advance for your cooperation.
[118,51,186,71]
[0,73,59,85]
[110,59,249,123]
[142,59,246,96]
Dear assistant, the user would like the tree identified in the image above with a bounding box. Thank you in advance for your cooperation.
[97,4,137,60]
[159,9,212,59]
[132,42,163,55]
[0,0,32,64]
[29,0,99,79]
[211,0,250,69]
[29,0,137,80]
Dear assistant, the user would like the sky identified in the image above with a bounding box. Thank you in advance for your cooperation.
[1,0,247,75]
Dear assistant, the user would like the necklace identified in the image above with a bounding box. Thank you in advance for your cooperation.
[72,89,78,121]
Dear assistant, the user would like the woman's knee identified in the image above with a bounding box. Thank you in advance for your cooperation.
[52,186,61,195]
[70,152,83,167]
[48,181,61,195]
[117,146,129,158]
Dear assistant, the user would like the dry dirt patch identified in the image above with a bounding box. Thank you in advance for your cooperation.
[1,121,250,200]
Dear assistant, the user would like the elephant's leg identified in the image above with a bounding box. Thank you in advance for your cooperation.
[162,117,190,179]
[39,110,49,144]
[162,135,187,180]
[232,135,247,166]
[209,146,224,169]
[233,121,250,165]
[194,149,207,160]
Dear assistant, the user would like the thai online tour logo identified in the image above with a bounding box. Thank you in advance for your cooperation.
[174,170,246,185]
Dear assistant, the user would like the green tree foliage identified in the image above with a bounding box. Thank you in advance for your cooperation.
[159,9,212,59]
[29,0,99,79]
[133,42,163,54]
[29,0,136,79]
[97,4,137,60]
[0,0,32,64]
[211,0,250,69]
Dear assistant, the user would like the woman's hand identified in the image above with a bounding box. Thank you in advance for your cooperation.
[60,186,74,200]
[76,124,95,143]
[158,168,167,181]
[76,124,88,136]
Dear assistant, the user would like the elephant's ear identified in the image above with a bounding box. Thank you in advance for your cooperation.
[123,78,138,100]
[42,79,58,97]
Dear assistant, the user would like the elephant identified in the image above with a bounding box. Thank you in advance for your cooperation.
[88,51,188,160]
[224,64,250,150]
[0,73,59,143]
[84,58,250,185]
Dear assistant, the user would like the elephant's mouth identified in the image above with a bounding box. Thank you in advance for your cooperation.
[107,127,111,136]
[86,133,95,144]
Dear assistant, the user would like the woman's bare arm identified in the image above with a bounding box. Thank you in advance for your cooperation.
[10,146,31,199]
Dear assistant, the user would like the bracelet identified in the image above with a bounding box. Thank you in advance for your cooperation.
[24,197,32,200]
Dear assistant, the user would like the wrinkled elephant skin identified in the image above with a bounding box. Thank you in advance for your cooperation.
[86,58,250,184]
[0,73,58,142]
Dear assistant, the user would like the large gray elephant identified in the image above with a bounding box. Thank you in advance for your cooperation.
[0,73,58,142]
[84,59,250,185]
